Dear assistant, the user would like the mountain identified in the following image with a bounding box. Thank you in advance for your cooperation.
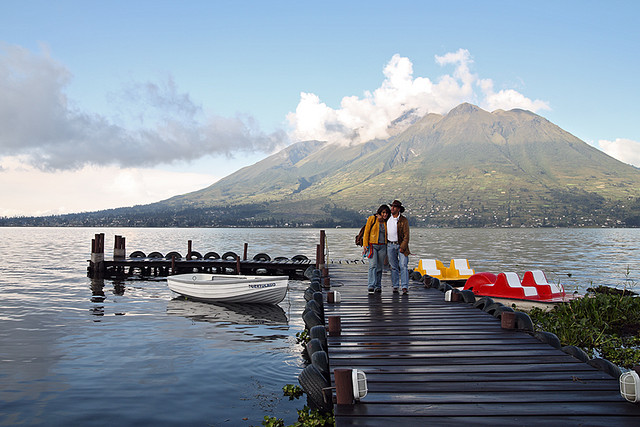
[152,103,640,227]
[3,103,640,227]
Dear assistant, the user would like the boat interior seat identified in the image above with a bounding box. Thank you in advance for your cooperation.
[450,258,474,276]
[522,270,565,295]
[418,259,444,278]
[502,272,538,296]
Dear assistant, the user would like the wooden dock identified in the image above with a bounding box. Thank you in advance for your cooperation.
[323,263,640,426]
[87,233,317,280]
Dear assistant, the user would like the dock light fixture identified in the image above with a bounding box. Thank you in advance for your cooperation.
[352,369,368,401]
[620,370,640,403]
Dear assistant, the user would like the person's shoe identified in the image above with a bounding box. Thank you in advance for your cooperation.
[402,288,408,294]
[393,287,399,294]
[374,288,382,293]
[368,288,375,294]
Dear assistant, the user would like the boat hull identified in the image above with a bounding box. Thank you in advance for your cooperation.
[167,273,289,304]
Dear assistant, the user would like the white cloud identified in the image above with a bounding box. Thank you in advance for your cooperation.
[598,138,640,167]
[0,156,219,217]
[0,43,286,171]
[287,49,550,145]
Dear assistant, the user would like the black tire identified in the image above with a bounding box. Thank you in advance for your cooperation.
[311,350,331,382]
[303,310,324,330]
[305,300,323,318]
[298,364,331,412]
[309,325,327,352]
[587,358,622,379]
[306,338,324,358]
[147,251,163,258]
[410,270,423,281]
[221,251,238,260]
[304,287,315,302]
[514,311,534,331]
[484,302,504,315]
[310,280,321,292]
[292,254,309,261]
[253,252,271,261]
[530,331,562,349]
[129,250,146,258]
[460,290,476,304]
[562,345,590,362]
[188,251,202,260]
[303,265,315,279]
[440,282,453,292]
[165,251,182,260]
[204,251,220,260]
[274,256,289,262]
[423,275,433,288]
[313,292,324,308]
[473,296,494,310]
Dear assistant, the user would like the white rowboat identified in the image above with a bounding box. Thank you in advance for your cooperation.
[167,273,288,304]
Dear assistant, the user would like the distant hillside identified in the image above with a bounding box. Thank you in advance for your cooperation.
[3,103,640,227]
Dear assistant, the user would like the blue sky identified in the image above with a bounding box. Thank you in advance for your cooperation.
[1,0,639,216]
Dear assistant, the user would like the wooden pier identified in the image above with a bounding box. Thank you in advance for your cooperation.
[322,263,640,426]
[87,233,322,280]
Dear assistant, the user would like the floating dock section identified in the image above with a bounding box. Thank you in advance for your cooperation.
[87,232,322,280]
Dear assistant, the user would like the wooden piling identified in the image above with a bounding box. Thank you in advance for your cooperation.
[334,368,354,405]
[113,235,125,259]
[328,315,341,336]
[90,233,105,276]
[501,310,516,329]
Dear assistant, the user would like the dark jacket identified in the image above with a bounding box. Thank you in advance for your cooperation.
[395,214,411,255]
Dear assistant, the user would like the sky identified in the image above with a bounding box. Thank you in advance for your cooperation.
[1,0,639,217]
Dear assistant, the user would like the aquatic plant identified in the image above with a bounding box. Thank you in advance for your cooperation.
[261,385,334,427]
[527,284,640,368]
[295,330,309,346]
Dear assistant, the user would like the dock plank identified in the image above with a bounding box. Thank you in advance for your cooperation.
[323,264,640,426]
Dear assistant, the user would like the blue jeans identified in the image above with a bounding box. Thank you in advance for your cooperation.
[387,243,409,290]
[367,244,387,289]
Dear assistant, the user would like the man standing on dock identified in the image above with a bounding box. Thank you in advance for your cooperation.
[387,200,411,294]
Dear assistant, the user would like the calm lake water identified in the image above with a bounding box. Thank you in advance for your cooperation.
[1,227,639,425]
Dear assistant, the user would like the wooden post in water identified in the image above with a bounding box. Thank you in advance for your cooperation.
[90,233,105,277]
[319,230,326,269]
[113,235,125,259]
[236,256,241,275]
[243,243,248,260]
[315,244,321,269]
[187,240,192,259]
[334,368,354,405]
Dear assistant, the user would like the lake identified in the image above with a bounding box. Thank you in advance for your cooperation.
[1,227,638,425]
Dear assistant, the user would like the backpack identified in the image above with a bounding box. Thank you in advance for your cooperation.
[355,225,366,246]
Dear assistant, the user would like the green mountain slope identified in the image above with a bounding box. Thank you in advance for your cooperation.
[153,103,640,227]
[6,103,638,228]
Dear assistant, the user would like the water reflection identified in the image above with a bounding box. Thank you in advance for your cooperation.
[89,277,105,302]
[166,298,288,326]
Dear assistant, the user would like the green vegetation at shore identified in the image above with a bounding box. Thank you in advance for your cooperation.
[526,290,640,368]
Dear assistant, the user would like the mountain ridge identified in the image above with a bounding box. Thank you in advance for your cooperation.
[3,103,640,228]
[157,102,640,227]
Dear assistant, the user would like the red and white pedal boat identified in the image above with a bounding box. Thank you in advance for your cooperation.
[463,269,581,308]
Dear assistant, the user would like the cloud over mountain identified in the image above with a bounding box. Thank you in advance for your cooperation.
[287,49,551,145]
[599,138,640,167]
[0,43,285,171]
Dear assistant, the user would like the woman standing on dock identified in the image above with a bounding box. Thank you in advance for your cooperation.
[363,204,391,294]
